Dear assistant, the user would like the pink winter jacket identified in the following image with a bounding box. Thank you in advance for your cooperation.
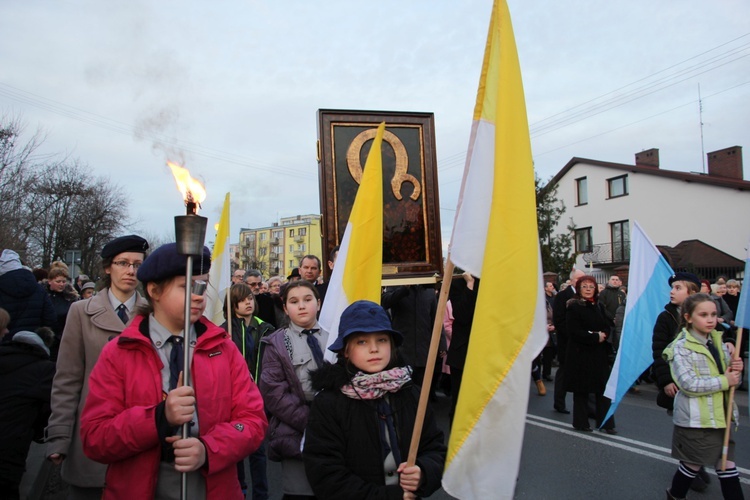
[80,315,267,499]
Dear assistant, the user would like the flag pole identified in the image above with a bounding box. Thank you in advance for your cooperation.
[406,258,454,466]
[721,327,744,471]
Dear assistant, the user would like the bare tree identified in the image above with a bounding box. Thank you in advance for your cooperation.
[0,115,131,270]
[0,116,46,260]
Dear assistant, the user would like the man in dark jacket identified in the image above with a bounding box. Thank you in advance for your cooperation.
[446,273,478,421]
[598,275,626,322]
[552,268,585,414]
[0,329,56,498]
[0,250,56,337]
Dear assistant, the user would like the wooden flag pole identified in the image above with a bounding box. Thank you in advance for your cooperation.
[406,258,455,466]
[721,327,744,471]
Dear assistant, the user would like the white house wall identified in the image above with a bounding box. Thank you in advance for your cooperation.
[552,161,750,269]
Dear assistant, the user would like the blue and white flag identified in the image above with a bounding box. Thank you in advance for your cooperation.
[603,221,674,424]
[735,241,750,330]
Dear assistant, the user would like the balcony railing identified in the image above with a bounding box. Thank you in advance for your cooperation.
[581,241,630,266]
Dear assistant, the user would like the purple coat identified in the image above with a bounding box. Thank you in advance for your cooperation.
[259,328,309,461]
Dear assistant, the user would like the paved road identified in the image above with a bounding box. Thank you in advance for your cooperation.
[27,369,750,499]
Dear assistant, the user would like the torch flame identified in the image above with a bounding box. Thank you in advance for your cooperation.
[168,161,206,210]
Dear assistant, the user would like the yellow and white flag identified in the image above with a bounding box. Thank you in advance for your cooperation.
[442,1,547,498]
[319,122,385,361]
[205,193,231,325]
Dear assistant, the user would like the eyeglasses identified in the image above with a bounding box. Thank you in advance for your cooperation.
[112,261,142,270]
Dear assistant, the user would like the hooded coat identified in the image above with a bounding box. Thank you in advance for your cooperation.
[0,250,56,335]
[303,360,446,500]
[0,333,55,487]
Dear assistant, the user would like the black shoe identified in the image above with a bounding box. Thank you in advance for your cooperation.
[554,406,570,414]
[573,426,592,432]
[599,428,618,435]
[690,473,708,492]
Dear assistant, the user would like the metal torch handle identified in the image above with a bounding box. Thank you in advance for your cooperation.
[181,255,193,500]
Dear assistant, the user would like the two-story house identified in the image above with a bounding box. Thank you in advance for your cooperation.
[546,146,749,279]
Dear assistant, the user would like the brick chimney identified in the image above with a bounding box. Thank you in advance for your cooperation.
[635,148,659,168]
[707,146,743,179]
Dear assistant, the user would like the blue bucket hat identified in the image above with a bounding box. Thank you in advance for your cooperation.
[328,300,403,352]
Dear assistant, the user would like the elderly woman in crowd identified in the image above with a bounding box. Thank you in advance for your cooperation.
[564,275,617,434]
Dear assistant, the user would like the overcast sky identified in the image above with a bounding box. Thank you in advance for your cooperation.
[2,0,748,252]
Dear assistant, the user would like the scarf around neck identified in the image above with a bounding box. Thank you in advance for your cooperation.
[340,366,412,400]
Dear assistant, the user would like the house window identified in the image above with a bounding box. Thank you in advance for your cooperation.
[260,233,266,241]
[272,230,282,239]
[299,244,306,252]
[574,227,592,253]
[259,247,267,256]
[290,260,294,268]
[610,220,630,262]
[576,177,588,206]
[299,228,307,236]
[289,244,294,252]
[289,229,295,237]
[608,175,628,198]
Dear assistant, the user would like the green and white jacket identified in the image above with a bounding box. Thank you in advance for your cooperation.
[663,328,738,429]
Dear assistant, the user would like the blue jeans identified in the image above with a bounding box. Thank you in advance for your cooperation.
[237,440,269,500]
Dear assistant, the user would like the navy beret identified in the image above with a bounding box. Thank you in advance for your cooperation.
[101,235,149,260]
[668,272,701,289]
[136,243,211,283]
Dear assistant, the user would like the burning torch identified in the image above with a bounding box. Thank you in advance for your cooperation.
[169,161,207,500]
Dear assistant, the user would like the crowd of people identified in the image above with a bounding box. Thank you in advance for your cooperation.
[541,267,745,499]
[0,240,450,500]
[0,234,745,499]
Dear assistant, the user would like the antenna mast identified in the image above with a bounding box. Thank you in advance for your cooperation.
[699,83,706,173]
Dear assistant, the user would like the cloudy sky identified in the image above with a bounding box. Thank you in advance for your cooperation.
[2,0,748,251]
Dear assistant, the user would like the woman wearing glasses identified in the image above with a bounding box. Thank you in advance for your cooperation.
[564,275,617,434]
[46,235,149,500]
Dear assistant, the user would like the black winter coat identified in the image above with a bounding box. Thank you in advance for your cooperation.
[0,339,55,484]
[651,302,681,390]
[446,277,479,371]
[381,286,444,368]
[0,269,56,335]
[552,286,575,365]
[564,299,614,393]
[303,361,446,500]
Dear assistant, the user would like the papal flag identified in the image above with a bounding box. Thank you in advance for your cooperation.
[319,122,385,361]
[442,1,547,498]
[205,193,231,325]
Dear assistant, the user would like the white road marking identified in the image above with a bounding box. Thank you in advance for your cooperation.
[525,414,750,484]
